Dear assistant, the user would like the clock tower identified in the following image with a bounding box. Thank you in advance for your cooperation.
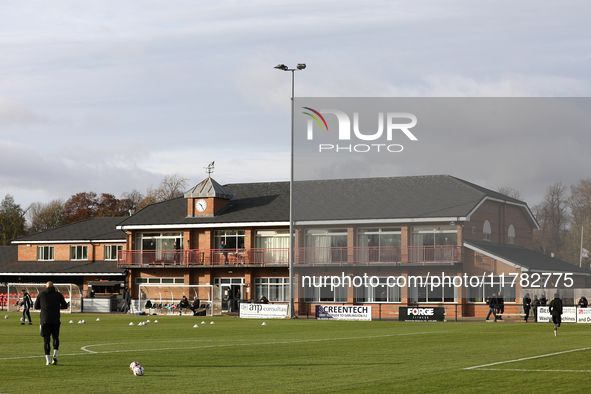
[185,177,233,217]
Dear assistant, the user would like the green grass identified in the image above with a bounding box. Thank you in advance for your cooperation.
[1,312,590,393]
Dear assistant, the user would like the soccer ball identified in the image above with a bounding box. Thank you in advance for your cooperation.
[4,315,8,319]
[133,366,145,376]
[20,317,24,322]
[129,361,140,371]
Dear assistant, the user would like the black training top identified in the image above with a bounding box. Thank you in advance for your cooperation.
[33,286,68,324]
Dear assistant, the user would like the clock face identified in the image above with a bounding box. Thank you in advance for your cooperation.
[195,199,207,212]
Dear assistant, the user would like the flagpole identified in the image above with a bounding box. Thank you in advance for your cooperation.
[580,225,584,268]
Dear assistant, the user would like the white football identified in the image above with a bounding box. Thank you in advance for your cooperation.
[133,366,145,376]
[20,317,24,322]
[96,318,101,321]
[4,315,8,319]
[130,361,140,371]
[82,319,86,323]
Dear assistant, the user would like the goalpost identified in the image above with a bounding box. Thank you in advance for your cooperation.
[7,283,82,313]
[138,284,222,316]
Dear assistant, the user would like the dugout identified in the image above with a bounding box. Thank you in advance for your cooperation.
[7,282,81,313]
[138,284,222,316]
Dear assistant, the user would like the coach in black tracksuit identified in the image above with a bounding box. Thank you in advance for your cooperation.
[20,289,33,325]
[34,281,68,365]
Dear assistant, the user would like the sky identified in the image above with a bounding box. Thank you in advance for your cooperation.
[1,0,590,210]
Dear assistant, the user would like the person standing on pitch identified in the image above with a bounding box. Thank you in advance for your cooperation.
[485,292,498,321]
[531,295,540,322]
[34,281,68,365]
[548,293,563,337]
[20,289,33,325]
[522,293,531,323]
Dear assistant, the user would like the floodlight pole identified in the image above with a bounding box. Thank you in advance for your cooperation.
[275,63,306,318]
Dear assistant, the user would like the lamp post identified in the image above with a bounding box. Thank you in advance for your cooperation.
[274,63,306,318]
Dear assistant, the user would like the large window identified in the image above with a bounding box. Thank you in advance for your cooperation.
[303,281,347,303]
[467,276,516,303]
[357,228,401,263]
[355,277,401,303]
[255,230,289,263]
[70,245,88,260]
[215,230,245,249]
[255,277,289,302]
[304,229,347,264]
[37,246,54,261]
[105,245,123,260]
[410,226,457,262]
[409,276,456,303]
[135,232,183,262]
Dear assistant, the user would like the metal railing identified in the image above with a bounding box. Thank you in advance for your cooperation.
[118,245,461,268]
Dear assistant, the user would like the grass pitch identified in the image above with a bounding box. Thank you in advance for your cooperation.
[1,312,590,393]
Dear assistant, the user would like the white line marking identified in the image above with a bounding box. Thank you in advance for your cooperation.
[0,331,445,361]
[478,368,591,373]
[464,347,591,370]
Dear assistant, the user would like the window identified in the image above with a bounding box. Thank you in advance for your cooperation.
[483,220,492,241]
[355,277,401,303]
[357,228,401,263]
[215,230,245,249]
[255,230,289,263]
[304,229,347,264]
[516,214,520,224]
[255,277,290,302]
[37,246,55,261]
[105,245,123,260]
[410,226,458,262]
[135,277,184,284]
[70,245,88,260]
[467,276,516,303]
[304,282,347,303]
[508,225,515,244]
[409,276,456,303]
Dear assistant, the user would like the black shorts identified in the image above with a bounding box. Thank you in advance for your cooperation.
[552,315,562,327]
[40,322,60,338]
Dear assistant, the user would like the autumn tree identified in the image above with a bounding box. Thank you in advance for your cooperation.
[0,194,26,245]
[63,192,126,223]
[27,199,65,234]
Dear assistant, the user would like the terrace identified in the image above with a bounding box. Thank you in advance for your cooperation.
[117,245,461,268]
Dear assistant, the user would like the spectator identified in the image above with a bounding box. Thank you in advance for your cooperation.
[485,292,498,321]
[496,292,504,320]
[531,295,540,322]
[220,241,228,263]
[578,296,588,308]
[522,293,531,323]
[540,291,547,306]
[260,294,269,304]
[189,297,200,316]
[179,295,189,315]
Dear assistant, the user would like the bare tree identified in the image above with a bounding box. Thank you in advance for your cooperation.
[136,173,189,211]
[120,189,144,214]
[497,187,523,200]
[532,183,570,259]
[27,199,65,234]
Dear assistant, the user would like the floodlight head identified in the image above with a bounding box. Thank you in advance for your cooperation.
[297,63,306,70]
[274,64,288,71]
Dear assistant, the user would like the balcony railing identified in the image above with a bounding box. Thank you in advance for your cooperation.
[118,246,460,268]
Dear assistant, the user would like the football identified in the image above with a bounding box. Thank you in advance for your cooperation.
[133,366,145,376]
[130,361,140,370]
[4,315,7,319]
[20,317,24,322]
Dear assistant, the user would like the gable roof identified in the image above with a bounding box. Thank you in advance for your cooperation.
[464,240,590,275]
[118,175,537,229]
[12,217,127,244]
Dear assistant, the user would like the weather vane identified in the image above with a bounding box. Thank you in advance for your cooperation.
[205,161,215,175]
